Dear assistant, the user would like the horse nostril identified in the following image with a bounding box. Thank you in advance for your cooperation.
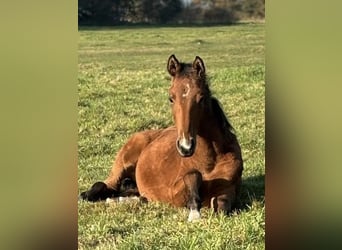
[190,138,195,148]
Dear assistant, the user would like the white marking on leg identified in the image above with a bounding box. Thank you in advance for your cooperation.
[106,196,140,204]
[106,197,116,203]
[210,197,216,208]
[188,209,201,222]
[118,196,140,202]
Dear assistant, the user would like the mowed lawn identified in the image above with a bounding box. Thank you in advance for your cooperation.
[78,24,265,249]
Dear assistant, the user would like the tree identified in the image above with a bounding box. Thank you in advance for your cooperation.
[79,0,183,25]
[127,0,182,24]
[78,0,264,26]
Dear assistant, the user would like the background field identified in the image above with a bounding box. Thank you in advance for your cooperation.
[78,23,265,249]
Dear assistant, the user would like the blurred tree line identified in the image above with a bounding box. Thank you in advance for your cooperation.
[78,0,264,26]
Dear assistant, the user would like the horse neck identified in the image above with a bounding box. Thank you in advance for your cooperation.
[198,106,226,143]
[197,101,237,154]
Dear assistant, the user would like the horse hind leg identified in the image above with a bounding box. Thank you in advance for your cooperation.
[80,130,161,202]
[79,181,118,201]
[106,178,143,203]
[80,159,140,201]
[183,170,203,222]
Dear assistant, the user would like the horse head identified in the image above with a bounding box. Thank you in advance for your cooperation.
[167,54,210,157]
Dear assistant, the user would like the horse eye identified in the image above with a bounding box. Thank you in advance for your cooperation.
[169,97,174,103]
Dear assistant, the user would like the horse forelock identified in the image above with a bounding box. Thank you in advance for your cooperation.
[173,62,210,96]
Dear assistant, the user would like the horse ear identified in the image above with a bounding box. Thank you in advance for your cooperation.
[167,54,180,76]
[192,56,205,77]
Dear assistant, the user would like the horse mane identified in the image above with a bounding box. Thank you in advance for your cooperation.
[210,97,236,140]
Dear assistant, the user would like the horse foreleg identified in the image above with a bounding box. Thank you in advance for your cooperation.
[183,170,203,222]
[211,181,240,215]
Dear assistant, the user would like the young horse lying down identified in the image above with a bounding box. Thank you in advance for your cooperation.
[80,55,243,221]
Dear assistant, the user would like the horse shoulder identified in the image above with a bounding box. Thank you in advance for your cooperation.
[137,128,180,173]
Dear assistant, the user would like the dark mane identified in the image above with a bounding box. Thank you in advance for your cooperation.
[177,62,210,96]
[210,97,236,140]
[176,63,193,77]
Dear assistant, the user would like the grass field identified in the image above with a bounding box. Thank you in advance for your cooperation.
[78,23,265,249]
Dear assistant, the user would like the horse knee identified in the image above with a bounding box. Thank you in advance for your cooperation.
[118,178,140,197]
[211,194,233,214]
[183,170,202,190]
[218,197,232,213]
[184,170,202,202]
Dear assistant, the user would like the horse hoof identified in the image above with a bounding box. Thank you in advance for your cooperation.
[188,209,201,222]
[79,182,116,202]
[79,192,88,201]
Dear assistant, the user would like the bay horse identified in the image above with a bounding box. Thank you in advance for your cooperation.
[80,55,243,221]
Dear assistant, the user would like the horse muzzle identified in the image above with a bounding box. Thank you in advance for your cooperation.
[176,137,196,157]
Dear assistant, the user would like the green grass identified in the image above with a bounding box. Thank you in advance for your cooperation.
[78,23,265,249]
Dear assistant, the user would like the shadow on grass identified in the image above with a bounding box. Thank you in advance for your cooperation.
[237,174,265,211]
